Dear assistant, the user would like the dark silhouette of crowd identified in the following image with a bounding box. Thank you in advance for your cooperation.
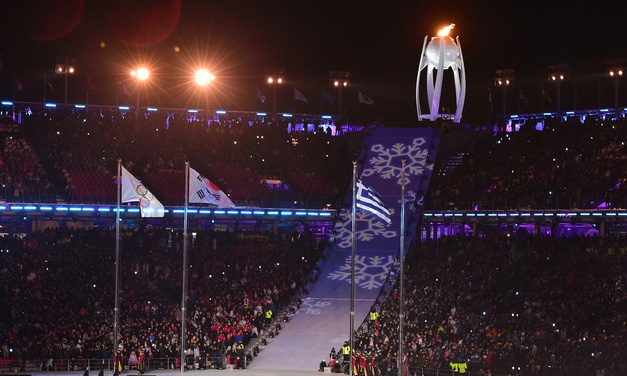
[3,105,627,376]
[0,225,322,370]
[3,106,627,212]
[430,117,627,210]
[349,234,626,376]
[1,106,353,208]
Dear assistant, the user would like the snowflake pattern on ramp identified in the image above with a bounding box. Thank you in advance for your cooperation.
[297,298,331,315]
[327,254,397,290]
[361,137,433,185]
[333,210,396,249]
[397,189,424,210]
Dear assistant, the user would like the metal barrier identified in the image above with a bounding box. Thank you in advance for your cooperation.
[0,356,228,373]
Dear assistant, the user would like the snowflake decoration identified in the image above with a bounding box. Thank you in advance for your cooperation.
[333,210,396,249]
[327,254,397,290]
[362,137,433,185]
[397,189,421,208]
[394,189,426,210]
[297,298,331,315]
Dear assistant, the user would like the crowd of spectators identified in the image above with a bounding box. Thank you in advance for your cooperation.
[0,121,51,203]
[4,105,627,213]
[349,234,626,375]
[431,117,627,210]
[11,107,352,208]
[0,224,322,369]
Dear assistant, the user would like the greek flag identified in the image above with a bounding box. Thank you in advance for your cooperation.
[356,179,391,224]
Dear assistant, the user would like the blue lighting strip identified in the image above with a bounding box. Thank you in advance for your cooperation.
[421,210,627,220]
[0,204,335,218]
[45,103,57,108]
[1,101,13,106]
[75,104,86,109]
[216,110,227,114]
[119,106,130,110]
[256,112,267,116]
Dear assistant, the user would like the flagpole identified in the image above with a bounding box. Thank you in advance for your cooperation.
[397,159,406,376]
[349,161,356,376]
[320,88,323,119]
[12,73,16,104]
[86,76,90,110]
[181,162,190,373]
[114,159,121,357]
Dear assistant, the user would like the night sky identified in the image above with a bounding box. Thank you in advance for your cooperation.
[1,0,626,125]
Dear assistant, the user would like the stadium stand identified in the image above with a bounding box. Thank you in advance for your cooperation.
[0,103,627,375]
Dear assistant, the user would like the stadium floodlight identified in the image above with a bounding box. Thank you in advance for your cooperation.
[265,67,286,118]
[55,56,76,107]
[130,66,150,114]
[495,69,515,125]
[329,71,351,120]
[548,64,568,115]
[194,69,215,87]
[608,59,625,118]
[131,67,150,81]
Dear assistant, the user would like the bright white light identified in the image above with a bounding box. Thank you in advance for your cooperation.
[131,67,150,81]
[195,69,215,86]
[437,23,455,37]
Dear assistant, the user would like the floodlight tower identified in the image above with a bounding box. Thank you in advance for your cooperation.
[416,24,466,123]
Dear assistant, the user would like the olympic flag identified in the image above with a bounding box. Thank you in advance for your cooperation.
[120,166,164,217]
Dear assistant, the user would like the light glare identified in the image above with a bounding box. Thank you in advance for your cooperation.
[132,67,150,81]
[195,69,215,86]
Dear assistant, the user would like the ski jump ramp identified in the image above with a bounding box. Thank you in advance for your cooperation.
[249,127,440,372]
